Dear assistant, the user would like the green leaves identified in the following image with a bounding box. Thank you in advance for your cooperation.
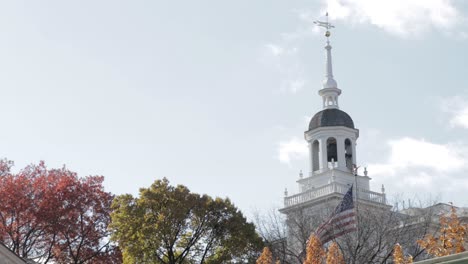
[110,178,263,264]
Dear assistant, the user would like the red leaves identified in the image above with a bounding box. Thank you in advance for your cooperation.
[0,160,119,263]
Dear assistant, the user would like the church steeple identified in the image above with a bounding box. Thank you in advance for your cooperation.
[314,13,342,110]
[280,13,388,221]
[305,14,359,174]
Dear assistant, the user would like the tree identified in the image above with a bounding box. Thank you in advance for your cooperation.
[303,234,325,264]
[257,247,274,264]
[110,178,263,264]
[254,208,321,264]
[392,244,413,264]
[45,172,120,263]
[255,199,438,264]
[417,205,467,257]
[326,242,344,264]
[0,160,49,260]
[0,160,119,263]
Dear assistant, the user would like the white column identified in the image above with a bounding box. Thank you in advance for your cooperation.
[319,138,328,170]
[352,140,357,165]
[337,136,345,169]
[308,142,314,176]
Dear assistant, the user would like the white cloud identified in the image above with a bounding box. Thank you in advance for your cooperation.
[441,96,468,129]
[368,137,468,203]
[278,137,308,164]
[452,108,468,129]
[322,0,462,36]
[387,137,465,171]
[369,137,466,176]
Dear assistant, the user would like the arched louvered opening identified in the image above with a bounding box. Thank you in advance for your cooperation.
[327,137,337,168]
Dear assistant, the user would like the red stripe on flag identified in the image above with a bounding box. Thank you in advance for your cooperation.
[330,212,355,224]
[315,210,355,235]
[317,219,356,239]
[316,217,356,244]
[320,226,357,244]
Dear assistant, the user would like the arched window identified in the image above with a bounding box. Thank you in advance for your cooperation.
[345,138,353,170]
[312,140,319,171]
[327,137,337,167]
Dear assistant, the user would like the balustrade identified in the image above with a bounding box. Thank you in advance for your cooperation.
[284,182,386,208]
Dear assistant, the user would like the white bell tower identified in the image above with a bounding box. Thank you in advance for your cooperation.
[297,14,366,192]
[279,14,390,256]
[280,14,389,213]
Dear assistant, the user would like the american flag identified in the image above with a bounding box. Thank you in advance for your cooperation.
[315,185,357,245]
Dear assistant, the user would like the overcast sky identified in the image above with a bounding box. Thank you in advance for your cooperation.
[1,0,468,217]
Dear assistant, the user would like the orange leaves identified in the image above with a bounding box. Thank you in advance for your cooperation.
[256,238,331,264]
[326,242,344,264]
[417,205,467,258]
[304,234,326,264]
[418,234,447,257]
[256,247,274,264]
[239,233,346,264]
[393,244,413,264]
[303,234,344,264]
[446,206,467,254]
[254,235,348,264]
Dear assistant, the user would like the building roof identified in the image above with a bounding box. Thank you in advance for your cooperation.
[415,251,468,263]
[309,108,355,131]
[0,243,27,263]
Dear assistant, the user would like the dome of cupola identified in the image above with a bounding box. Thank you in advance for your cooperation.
[308,108,354,131]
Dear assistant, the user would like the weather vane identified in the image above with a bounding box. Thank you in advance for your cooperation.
[313,12,334,40]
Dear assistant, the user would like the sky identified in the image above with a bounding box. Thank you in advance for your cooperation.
[1,0,468,218]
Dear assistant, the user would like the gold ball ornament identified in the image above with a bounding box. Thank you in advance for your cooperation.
[325,31,331,37]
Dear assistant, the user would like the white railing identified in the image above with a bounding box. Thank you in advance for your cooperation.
[284,182,386,208]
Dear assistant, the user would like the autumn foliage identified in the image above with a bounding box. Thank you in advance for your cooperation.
[0,160,119,263]
[326,242,344,264]
[257,247,274,264]
[393,244,413,264]
[304,234,326,264]
[417,205,467,257]
[264,234,346,264]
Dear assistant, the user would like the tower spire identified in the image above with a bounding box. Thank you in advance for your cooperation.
[314,13,342,109]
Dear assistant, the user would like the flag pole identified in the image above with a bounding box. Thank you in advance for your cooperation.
[353,165,360,249]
